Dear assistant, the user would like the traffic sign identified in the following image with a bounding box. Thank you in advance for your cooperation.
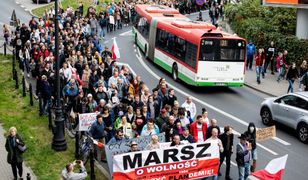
[196,0,205,6]
[11,10,17,22]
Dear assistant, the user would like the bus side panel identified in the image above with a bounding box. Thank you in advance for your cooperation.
[134,30,148,54]
[154,49,197,85]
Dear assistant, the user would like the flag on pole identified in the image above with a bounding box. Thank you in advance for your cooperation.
[112,38,120,60]
[250,154,288,180]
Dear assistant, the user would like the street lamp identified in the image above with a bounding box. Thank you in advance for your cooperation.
[52,0,67,151]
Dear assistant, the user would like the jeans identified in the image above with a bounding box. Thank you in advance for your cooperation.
[238,162,251,180]
[91,28,97,36]
[246,55,253,70]
[99,26,106,38]
[256,66,262,83]
[277,67,284,81]
[23,58,30,74]
[288,79,295,93]
[43,98,51,115]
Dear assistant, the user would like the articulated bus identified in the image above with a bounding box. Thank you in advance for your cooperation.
[132,5,247,87]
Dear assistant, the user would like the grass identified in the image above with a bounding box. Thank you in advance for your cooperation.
[32,0,114,17]
[0,54,107,180]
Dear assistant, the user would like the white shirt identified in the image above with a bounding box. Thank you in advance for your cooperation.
[197,123,204,142]
[181,101,197,119]
[206,137,224,153]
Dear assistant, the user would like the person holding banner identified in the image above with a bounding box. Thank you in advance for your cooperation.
[89,114,105,162]
[146,135,160,150]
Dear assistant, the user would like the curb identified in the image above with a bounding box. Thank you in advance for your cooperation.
[244,83,276,97]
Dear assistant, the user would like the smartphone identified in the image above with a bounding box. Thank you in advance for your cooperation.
[76,160,81,164]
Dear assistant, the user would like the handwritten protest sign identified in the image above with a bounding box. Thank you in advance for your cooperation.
[256,126,276,142]
[78,113,97,131]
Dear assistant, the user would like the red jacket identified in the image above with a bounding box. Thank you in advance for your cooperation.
[255,53,264,66]
[190,122,207,143]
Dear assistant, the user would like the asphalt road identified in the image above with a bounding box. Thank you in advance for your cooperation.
[102,12,308,180]
[0,0,32,27]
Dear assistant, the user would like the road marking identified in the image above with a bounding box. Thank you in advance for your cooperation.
[21,5,25,8]
[256,143,278,155]
[272,137,291,146]
[135,48,279,155]
[223,161,238,167]
[119,30,132,36]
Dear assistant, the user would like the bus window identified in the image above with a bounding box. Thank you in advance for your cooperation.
[199,39,246,62]
[185,42,197,68]
[137,17,149,39]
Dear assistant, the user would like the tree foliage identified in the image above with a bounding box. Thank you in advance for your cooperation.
[225,0,308,64]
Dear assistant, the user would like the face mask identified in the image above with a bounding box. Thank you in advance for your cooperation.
[249,127,254,132]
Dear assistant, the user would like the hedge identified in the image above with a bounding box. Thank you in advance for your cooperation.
[225,0,308,64]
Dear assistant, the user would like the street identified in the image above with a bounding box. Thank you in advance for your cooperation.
[0,1,307,180]
[103,20,308,180]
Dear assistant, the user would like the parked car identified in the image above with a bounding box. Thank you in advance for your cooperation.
[260,92,308,143]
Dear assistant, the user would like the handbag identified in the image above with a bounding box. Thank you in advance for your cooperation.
[17,144,27,153]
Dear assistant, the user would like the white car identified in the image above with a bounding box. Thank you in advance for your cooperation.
[260,92,308,143]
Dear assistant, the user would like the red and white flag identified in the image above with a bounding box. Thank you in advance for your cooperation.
[112,38,120,60]
[250,154,288,180]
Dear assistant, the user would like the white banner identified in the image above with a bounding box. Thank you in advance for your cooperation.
[78,113,97,131]
[113,142,220,180]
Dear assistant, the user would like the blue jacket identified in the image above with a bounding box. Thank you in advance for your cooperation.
[62,82,79,97]
[247,44,256,56]
[89,121,105,140]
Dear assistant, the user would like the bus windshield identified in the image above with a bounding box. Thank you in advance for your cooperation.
[199,39,246,62]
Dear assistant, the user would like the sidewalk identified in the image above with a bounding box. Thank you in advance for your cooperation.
[0,125,37,180]
[244,65,300,97]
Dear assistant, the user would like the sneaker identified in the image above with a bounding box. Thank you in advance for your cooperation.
[271,72,274,75]
[27,73,30,78]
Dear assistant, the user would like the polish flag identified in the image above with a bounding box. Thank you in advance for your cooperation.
[250,154,288,180]
[112,38,120,60]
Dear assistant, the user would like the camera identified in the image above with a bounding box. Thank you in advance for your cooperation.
[76,160,81,164]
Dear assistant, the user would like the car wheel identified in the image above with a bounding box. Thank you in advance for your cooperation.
[297,123,308,144]
[172,64,178,81]
[261,107,273,126]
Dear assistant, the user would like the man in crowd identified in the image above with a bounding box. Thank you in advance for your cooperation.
[206,119,221,139]
[218,126,234,180]
[190,115,207,143]
[89,114,105,162]
[62,160,87,180]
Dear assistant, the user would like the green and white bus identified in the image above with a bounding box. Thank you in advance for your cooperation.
[133,5,247,87]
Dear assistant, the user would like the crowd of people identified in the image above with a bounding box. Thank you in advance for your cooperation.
[3,1,268,180]
[247,40,308,93]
